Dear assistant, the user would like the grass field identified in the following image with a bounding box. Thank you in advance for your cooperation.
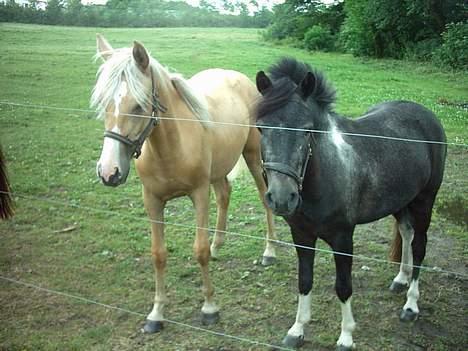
[0,23,467,351]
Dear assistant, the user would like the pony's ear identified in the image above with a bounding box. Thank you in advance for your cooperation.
[96,34,113,61]
[300,72,316,98]
[133,41,149,71]
[256,71,272,95]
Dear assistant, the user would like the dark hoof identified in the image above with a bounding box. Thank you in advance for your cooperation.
[142,320,163,333]
[400,308,418,322]
[262,256,277,266]
[282,334,305,349]
[336,345,353,351]
[201,311,220,325]
[389,281,407,294]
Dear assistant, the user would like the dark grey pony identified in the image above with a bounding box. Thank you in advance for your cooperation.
[255,58,446,350]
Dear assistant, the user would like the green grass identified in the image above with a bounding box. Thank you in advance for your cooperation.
[0,23,467,351]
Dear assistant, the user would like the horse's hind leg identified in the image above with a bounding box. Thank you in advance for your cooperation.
[390,195,435,322]
[389,209,414,293]
[242,130,277,265]
[400,195,435,322]
[210,177,232,259]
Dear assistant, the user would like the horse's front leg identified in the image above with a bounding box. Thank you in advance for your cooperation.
[283,235,317,348]
[331,232,356,351]
[191,184,220,325]
[142,190,167,333]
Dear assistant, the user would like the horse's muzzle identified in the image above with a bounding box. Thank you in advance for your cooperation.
[97,164,124,187]
[265,188,301,216]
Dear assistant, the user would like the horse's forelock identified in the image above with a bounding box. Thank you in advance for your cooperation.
[91,48,151,118]
[264,58,336,114]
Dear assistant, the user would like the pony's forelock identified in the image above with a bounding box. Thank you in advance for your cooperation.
[257,57,336,120]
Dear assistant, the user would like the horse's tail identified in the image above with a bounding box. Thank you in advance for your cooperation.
[0,145,14,219]
[389,220,402,263]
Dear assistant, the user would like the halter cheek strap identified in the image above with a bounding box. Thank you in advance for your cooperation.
[262,134,313,192]
[102,70,167,159]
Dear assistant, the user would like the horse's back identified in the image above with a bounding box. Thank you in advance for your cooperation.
[358,101,445,143]
[342,101,447,223]
[188,69,259,180]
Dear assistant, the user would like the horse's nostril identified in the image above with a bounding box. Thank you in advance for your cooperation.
[265,191,274,205]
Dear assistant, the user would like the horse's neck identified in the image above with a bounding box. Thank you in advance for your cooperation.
[146,63,202,157]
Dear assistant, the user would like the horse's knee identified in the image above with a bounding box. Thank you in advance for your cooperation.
[194,244,211,265]
[151,249,167,269]
[336,283,352,303]
[298,275,313,295]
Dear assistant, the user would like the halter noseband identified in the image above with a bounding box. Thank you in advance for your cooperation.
[263,133,313,192]
[103,71,167,159]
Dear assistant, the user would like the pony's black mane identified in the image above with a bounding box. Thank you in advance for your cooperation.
[257,57,336,119]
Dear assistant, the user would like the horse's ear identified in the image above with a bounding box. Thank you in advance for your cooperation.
[300,72,316,98]
[256,71,272,95]
[96,34,113,61]
[133,41,149,71]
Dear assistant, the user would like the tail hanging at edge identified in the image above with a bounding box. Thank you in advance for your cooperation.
[389,220,402,263]
[0,145,14,219]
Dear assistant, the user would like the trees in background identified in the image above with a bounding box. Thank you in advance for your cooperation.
[0,0,273,28]
[264,0,467,69]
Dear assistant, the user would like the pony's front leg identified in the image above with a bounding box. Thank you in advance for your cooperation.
[142,190,167,333]
[332,233,356,351]
[283,236,317,348]
[191,184,220,325]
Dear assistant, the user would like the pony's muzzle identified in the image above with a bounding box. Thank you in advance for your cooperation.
[265,188,300,216]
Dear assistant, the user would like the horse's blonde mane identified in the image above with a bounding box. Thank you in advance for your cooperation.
[91,48,210,126]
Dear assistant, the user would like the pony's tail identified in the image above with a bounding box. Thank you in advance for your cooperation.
[0,145,14,219]
[389,220,402,263]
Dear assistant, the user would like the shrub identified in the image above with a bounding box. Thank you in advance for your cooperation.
[303,25,334,52]
[433,22,468,70]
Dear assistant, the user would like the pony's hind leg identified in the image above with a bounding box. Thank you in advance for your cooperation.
[210,177,232,259]
[389,209,414,294]
[242,136,277,266]
[191,184,220,324]
[142,191,167,333]
[400,196,434,322]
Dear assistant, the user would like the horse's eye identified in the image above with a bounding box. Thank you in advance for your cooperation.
[133,105,144,114]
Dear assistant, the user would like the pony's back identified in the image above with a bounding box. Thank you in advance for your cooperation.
[0,145,14,219]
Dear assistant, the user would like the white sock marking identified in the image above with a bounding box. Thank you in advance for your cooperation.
[337,298,356,348]
[201,301,219,315]
[287,292,312,338]
[403,279,420,313]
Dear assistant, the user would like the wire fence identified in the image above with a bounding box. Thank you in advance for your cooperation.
[1,98,467,349]
[0,275,294,351]
[1,101,467,147]
[2,190,466,278]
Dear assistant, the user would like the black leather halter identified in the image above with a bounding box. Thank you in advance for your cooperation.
[103,71,167,159]
[263,133,313,192]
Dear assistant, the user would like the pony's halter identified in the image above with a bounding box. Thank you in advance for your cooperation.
[102,71,167,159]
[262,133,313,192]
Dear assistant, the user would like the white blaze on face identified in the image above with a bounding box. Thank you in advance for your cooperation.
[114,81,128,117]
[97,126,123,182]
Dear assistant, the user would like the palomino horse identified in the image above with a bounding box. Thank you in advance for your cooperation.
[91,35,276,332]
[0,144,14,219]
[255,58,446,350]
